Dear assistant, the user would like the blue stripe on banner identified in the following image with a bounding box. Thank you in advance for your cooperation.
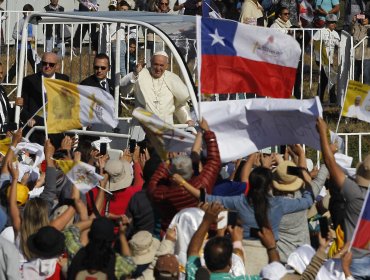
[201,17,238,56]
[362,195,370,221]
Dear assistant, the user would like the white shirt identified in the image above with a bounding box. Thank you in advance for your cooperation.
[313,28,340,64]
[120,68,191,124]
[347,104,362,118]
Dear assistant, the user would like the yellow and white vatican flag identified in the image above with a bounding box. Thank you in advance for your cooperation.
[342,80,370,123]
[43,78,118,133]
[55,159,106,194]
[0,137,11,156]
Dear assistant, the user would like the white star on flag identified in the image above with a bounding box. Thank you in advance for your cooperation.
[209,29,225,47]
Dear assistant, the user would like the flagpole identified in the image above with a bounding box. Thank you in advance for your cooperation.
[196,16,202,122]
[204,2,222,19]
[96,184,112,195]
[41,78,48,140]
[348,187,370,252]
[335,79,349,133]
[21,105,47,130]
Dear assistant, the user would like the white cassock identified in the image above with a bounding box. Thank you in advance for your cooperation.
[120,68,191,124]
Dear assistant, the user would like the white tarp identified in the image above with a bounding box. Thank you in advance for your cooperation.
[201,97,323,162]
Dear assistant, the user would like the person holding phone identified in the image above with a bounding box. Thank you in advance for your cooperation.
[271,160,316,263]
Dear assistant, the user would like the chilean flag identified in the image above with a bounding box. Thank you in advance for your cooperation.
[351,189,370,250]
[197,17,301,98]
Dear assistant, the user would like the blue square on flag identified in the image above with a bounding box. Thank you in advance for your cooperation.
[201,17,237,56]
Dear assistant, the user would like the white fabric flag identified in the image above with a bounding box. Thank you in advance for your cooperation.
[201,97,323,162]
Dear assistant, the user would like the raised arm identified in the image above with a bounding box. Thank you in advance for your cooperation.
[40,139,57,211]
[316,118,345,189]
[1,129,22,176]
[310,164,329,197]
[258,227,280,263]
[300,233,330,280]
[49,185,79,231]
[172,173,200,198]
[147,162,170,201]
[187,202,223,257]
[240,153,257,183]
[8,161,21,236]
[131,147,144,187]
[197,119,221,193]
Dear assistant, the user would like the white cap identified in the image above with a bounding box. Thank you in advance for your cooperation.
[153,50,169,58]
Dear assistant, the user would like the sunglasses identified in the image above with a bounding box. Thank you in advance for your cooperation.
[41,61,56,67]
[160,2,169,5]
[94,65,108,70]
[282,12,290,15]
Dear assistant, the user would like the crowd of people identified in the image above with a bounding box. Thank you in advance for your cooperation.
[0,111,369,279]
[0,0,369,280]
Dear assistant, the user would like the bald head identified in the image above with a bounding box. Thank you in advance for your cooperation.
[41,52,59,78]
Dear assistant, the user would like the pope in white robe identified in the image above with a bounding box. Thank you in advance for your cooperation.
[120,51,192,125]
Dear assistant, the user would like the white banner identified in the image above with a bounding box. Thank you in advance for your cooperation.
[201,97,323,162]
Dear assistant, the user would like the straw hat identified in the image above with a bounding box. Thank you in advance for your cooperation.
[104,159,133,192]
[129,231,160,265]
[273,161,304,192]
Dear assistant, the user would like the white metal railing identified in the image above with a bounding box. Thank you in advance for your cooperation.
[351,35,369,83]
[311,132,370,166]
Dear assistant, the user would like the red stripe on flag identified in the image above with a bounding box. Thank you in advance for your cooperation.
[201,54,297,98]
[352,219,370,250]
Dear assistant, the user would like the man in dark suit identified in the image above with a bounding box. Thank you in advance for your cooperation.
[80,53,114,96]
[81,53,120,132]
[21,52,69,145]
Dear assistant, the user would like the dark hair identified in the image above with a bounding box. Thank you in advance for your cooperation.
[277,5,289,16]
[204,237,233,271]
[82,239,115,272]
[75,139,95,163]
[129,38,137,45]
[247,167,272,229]
[119,0,131,8]
[23,4,34,11]
[94,53,110,65]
